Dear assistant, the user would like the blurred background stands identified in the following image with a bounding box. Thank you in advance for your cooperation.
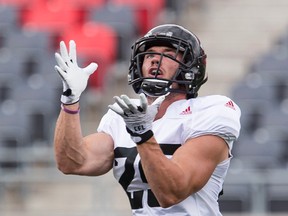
[1,0,288,215]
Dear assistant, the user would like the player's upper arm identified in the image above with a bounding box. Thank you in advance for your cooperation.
[75,132,114,176]
[171,134,229,195]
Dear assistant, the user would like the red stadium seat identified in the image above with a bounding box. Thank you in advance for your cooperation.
[111,0,165,34]
[0,0,36,7]
[88,4,138,60]
[63,0,107,23]
[69,0,106,9]
[58,22,118,90]
[20,0,84,34]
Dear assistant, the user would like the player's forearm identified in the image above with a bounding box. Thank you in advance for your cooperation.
[136,137,191,208]
[54,103,86,174]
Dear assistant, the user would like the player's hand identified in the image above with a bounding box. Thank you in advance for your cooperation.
[108,93,164,144]
[54,40,98,105]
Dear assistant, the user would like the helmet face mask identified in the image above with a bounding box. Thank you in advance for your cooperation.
[128,24,207,99]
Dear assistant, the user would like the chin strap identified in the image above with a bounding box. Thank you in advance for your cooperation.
[141,78,190,97]
[141,79,170,97]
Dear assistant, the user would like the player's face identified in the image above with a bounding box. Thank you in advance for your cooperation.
[141,46,183,80]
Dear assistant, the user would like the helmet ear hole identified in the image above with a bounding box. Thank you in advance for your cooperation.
[184,72,194,80]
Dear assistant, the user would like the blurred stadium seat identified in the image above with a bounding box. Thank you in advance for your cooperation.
[20,0,85,36]
[0,4,18,25]
[226,27,288,213]
[235,98,269,136]
[6,30,53,66]
[0,84,10,104]
[1,0,288,214]
[11,85,56,145]
[0,62,22,86]
[0,5,21,48]
[89,4,137,61]
[0,126,23,169]
[111,0,165,35]
[69,0,106,9]
[231,31,288,169]
[58,22,118,90]
[218,184,251,212]
[232,133,285,170]
[0,0,35,7]
[252,50,288,72]
[165,0,188,16]
[268,184,288,212]
[0,106,29,165]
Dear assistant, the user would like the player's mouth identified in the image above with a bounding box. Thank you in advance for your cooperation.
[149,68,163,78]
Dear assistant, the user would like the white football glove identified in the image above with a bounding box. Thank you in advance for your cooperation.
[54,40,98,104]
[109,93,165,144]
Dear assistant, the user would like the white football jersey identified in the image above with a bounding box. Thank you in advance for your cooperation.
[97,95,241,216]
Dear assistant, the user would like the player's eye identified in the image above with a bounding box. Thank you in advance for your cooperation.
[145,53,155,59]
[164,53,174,58]
[164,51,177,58]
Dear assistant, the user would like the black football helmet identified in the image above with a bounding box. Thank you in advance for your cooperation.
[128,24,207,99]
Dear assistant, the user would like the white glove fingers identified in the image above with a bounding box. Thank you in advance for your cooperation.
[114,96,129,112]
[54,65,67,80]
[139,93,148,112]
[121,95,138,113]
[59,41,70,63]
[83,62,98,76]
[55,40,94,105]
[109,94,154,144]
[108,104,124,116]
[55,53,68,71]
[69,40,77,64]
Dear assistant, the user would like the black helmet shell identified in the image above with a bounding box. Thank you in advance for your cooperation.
[128,24,207,98]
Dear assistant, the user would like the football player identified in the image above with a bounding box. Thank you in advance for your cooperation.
[54,24,241,215]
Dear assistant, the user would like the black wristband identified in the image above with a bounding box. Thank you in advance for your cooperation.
[126,128,154,145]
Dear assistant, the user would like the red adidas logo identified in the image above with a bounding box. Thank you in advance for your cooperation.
[225,100,236,110]
[180,106,192,115]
